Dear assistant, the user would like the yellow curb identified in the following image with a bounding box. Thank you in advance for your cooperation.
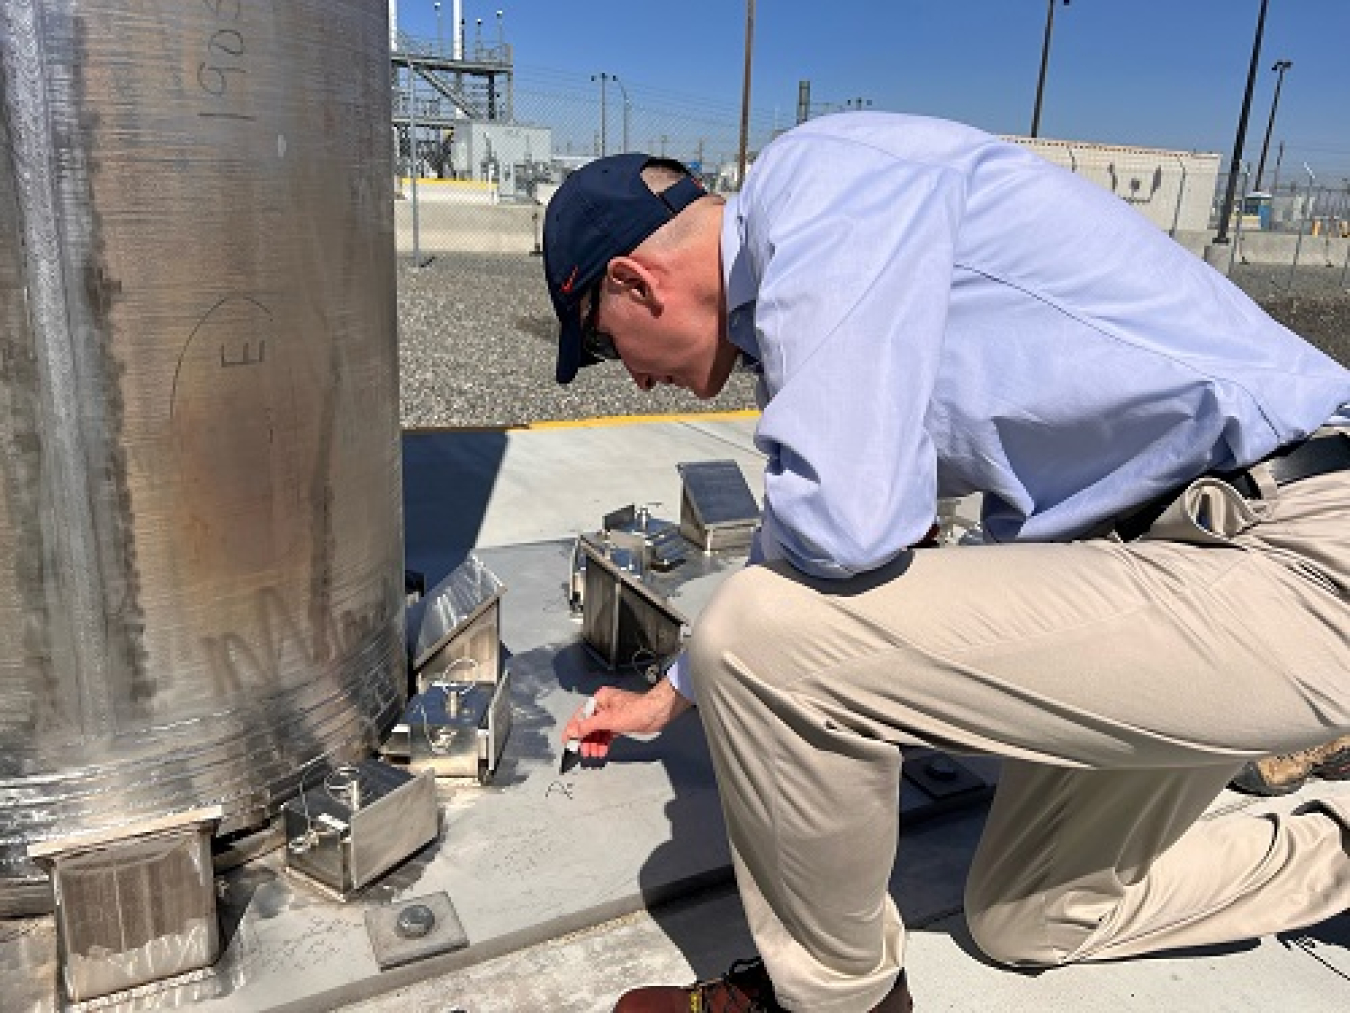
[523,410,760,430]
[404,410,760,437]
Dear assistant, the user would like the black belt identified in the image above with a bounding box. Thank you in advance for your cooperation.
[1114,431,1350,542]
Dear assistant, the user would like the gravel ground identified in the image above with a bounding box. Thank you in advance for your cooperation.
[397,254,758,429]
[398,253,1350,430]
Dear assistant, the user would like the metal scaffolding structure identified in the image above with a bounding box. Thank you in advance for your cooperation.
[391,30,514,180]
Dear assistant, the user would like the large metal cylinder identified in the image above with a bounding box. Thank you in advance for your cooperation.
[0,1,404,915]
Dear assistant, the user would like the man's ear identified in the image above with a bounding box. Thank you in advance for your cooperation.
[609,256,663,315]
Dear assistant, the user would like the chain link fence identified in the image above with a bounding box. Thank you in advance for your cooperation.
[1209,168,1350,296]
[391,32,775,262]
[389,37,1348,296]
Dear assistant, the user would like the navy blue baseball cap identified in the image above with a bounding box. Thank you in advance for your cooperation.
[543,153,707,383]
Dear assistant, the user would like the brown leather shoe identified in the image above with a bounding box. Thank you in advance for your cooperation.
[611,957,913,1012]
[1230,734,1350,796]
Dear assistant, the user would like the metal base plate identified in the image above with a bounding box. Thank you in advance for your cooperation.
[902,748,992,818]
[365,891,469,970]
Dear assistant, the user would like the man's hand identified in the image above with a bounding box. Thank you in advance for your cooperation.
[560,677,693,765]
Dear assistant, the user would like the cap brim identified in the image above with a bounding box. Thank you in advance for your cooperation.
[552,292,605,384]
[555,311,584,384]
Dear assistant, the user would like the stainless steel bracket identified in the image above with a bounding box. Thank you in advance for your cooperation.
[578,532,687,672]
[283,761,439,899]
[677,460,760,552]
[28,807,223,1003]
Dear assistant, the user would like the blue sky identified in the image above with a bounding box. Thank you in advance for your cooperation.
[395,1,1350,182]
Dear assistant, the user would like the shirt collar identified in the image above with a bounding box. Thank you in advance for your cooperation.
[720,193,761,365]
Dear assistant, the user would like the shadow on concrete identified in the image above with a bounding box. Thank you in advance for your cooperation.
[631,740,999,987]
[540,637,750,983]
[402,430,509,587]
[1278,911,1350,979]
[634,777,751,983]
[489,644,578,788]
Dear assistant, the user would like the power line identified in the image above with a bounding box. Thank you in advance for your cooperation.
[514,62,781,122]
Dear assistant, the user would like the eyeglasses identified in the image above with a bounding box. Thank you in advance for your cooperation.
[580,280,621,362]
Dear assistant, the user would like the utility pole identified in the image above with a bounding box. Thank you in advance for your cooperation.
[737,0,756,188]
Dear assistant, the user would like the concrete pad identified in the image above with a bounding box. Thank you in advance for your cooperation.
[0,532,991,1011]
[11,418,1350,1013]
[336,793,1350,1013]
[402,416,765,585]
[0,535,738,1012]
[0,410,994,1010]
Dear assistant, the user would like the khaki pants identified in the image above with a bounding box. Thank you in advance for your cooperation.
[688,468,1350,1012]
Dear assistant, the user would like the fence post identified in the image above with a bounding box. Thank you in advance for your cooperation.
[408,69,423,267]
[1320,187,1335,267]
[1225,167,1249,276]
[1288,179,1312,292]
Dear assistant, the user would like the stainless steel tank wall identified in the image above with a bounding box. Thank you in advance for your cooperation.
[0,1,405,915]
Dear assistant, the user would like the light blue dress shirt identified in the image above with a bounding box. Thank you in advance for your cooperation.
[666,112,1350,701]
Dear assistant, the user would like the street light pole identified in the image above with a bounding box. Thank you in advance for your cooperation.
[434,1,441,51]
[591,73,610,156]
[1255,59,1292,192]
[1213,0,1270,246]
[612,75,631,153]
[1030,0,1069,138]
